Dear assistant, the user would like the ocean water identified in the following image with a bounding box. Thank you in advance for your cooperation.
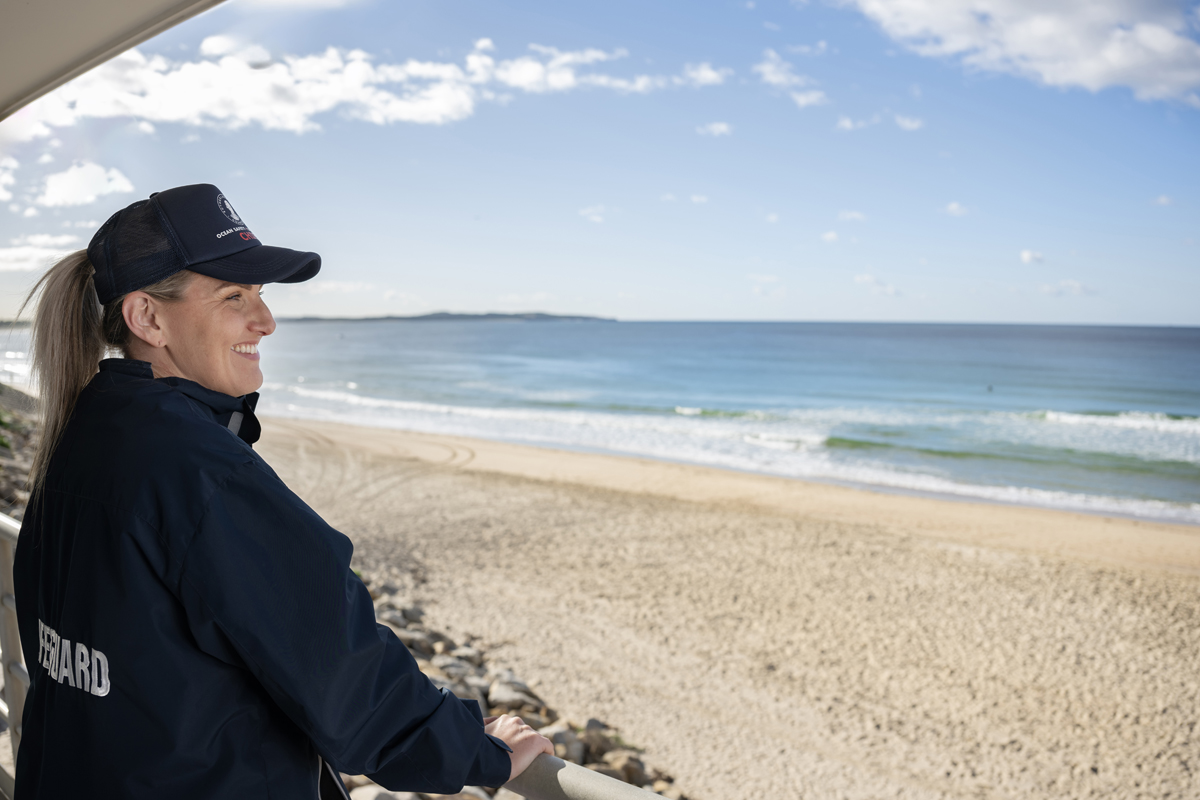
[251,320,1200,524]
[3,321,1198,524]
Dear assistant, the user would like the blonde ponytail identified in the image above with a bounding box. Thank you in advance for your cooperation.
[19,253,193,492]
[21,251,105,493]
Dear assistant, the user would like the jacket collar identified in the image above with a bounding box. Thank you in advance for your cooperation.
[98,359,262,445]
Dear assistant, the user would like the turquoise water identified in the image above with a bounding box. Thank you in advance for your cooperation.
[252,321,1200,524]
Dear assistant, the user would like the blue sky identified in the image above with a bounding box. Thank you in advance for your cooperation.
[1,0,1197,324]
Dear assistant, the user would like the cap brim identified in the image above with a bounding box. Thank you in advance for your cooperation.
[188,244,321,286]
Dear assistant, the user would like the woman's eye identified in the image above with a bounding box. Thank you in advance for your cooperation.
[226,293,241,301]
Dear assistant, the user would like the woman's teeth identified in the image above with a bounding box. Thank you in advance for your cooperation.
[232,343,258,354]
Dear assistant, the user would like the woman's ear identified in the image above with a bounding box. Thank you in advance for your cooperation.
[122,292,166,349]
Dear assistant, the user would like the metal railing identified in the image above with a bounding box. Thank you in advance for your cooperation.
[0,513,25,800]
[0,511,656,800]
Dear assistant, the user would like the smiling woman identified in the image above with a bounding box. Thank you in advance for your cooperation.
[122,275,276,399]
[11,184,552,798]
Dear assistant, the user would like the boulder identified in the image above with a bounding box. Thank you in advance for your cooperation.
[464,675,491,694]
[378,609,408,628]
[490,669,535,696]
[554,741,585,764]
[448,681,489,710]
[418,662,450,683]
[432,655,481,681]
[488,681,540,711]
[579,728,615,761]
[451,646,484,666]
[537,720,574,744]
[393,629,432,656]
[603,749,647,786]
[584,763,625,781]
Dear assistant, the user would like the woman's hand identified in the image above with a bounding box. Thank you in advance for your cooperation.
[484,714,554,782]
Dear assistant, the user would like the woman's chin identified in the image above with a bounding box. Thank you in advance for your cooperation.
[223,364,264,397]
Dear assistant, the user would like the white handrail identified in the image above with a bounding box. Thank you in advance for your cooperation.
[505,755,661,800]
[0,512,22,800]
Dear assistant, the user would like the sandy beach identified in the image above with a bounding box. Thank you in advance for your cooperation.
[258,417,1200,800]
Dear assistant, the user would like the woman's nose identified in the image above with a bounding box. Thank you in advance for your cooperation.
[252,294,277,337]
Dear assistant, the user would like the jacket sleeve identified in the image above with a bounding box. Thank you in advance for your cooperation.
[175,457,513,793]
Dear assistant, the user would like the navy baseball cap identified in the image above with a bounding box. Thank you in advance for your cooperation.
[88,183,320,305]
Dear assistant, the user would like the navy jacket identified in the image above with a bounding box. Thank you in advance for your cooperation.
[14,359,511,798]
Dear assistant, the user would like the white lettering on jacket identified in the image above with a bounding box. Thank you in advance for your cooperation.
[37,619,109,697]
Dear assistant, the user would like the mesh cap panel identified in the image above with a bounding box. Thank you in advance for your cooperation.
[89,200,185,304]
[109,202,181,289]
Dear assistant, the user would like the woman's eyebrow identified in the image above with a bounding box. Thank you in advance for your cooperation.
[213,282,255,293]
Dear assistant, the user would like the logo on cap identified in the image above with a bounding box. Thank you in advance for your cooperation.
[216,193,243,224]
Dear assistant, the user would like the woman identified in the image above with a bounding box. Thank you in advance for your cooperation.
[14,183,551,798]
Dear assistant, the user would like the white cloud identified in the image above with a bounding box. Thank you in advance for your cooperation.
[36,162,134,207]
[1020,249,1043,263]
[680,63,733,86]
[841,0,1200,105]
[788,41,829,56]
[199,35,238,57]
[0,157,16,202]
[696,121,732,136]
[494,44,633,93]
[136,121,156,134]
[944,201,968,216]
[753,48,828,109]
[753,49,811,87]
[791,89,828,107]
[0,40,729,145]
[1040,278,1094,296]
[37,153,54,164]
[22,208,39,218]
[14,233,80,247]
[0,233,81,272]
[855,273,900,296]
[1154,194,1172,205]
[895,114,924,130]
[579,204,605,223]
[659,193,677,202]
[766,212,779,223]
[836,115,877,130]
[690,194,709,204]
[838,210,866,221]
[764,21,782,31]
[821,230,839,242]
